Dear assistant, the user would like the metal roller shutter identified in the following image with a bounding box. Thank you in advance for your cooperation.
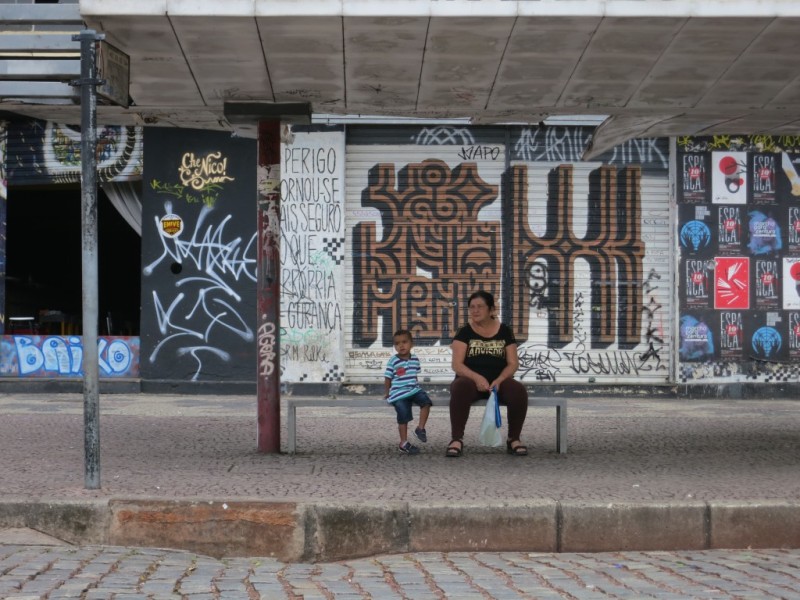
[344,125,672,386]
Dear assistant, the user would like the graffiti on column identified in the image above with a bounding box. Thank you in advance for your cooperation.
[257,159,280,384]
[279,131,345,382]
[352,159,501,347]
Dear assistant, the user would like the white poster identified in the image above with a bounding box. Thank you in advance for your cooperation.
[783,257,800,309]
[280,130,346,383]
[712,151,747,204]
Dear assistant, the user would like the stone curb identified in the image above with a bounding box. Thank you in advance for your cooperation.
[1,499,799,561]
[0,500,109,547]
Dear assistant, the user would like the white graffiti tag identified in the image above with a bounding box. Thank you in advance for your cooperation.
[258,320,277,378]
[145,203,256,380]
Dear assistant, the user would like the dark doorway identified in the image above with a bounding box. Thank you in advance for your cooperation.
[4,185,141,336]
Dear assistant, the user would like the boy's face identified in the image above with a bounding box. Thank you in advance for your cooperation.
[393,334,413,355]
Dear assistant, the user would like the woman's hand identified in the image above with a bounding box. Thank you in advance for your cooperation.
[473,374,491,392]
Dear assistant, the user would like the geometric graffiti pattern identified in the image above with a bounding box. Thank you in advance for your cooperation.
[323,237,346,265]
[505,165,645,348]
[679,363,800,383]
[352,160,500,347]
[322,364,343,382]
[297,364,342,382]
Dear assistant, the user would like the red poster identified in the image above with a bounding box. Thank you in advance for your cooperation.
[715,257,750,309]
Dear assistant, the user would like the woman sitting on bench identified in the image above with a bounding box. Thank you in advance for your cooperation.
[447,290,529,458]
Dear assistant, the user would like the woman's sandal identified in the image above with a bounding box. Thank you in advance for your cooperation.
[445,439,463,458]
[506,439,528,456]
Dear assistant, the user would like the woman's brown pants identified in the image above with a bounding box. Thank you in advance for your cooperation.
[449,376,528,441]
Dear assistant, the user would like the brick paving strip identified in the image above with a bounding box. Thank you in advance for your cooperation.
[1,545,799,599]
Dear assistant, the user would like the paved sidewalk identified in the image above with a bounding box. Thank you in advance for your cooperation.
[2,544,799,599]
[0,393,798,560]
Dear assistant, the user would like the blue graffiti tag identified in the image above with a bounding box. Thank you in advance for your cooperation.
[13,336,134,376]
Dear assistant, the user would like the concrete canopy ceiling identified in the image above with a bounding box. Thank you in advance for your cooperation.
[6,1,800,156]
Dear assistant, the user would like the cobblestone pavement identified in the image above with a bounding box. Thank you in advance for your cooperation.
[1,544,798,599]
[1,394,799,503]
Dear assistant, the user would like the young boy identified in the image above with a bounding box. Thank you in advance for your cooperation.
[384,329,432,455]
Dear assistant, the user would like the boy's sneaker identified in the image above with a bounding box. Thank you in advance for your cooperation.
[398,441,420,455]
[414,427,428,443]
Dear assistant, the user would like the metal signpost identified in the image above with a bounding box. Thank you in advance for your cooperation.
[71,30,129,489]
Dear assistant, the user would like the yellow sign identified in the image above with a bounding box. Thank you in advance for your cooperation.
[179,151,235,190]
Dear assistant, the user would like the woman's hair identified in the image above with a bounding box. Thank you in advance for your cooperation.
[468,290,496,310]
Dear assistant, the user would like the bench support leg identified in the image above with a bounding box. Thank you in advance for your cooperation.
[556,405,567,454]
[288,404,297,454]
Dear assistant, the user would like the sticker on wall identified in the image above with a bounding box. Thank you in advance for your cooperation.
[789,312,800,359]
[719,311,744,359]
[751,153,777,204]
[684,258,712,308]
[717,206,743,253]
[754,259,780,309]
[712,151,747,204]
[783,257,800,309]
[679,153,708,203]
[788,207,800,252]
[679,220,712,253]
[747,210,782,255]
[159,213,184,238]
[750,325,783,360]
[679,314,715,362]
[714,257,749,309]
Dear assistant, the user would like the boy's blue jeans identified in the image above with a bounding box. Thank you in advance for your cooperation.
[393,390,433,424]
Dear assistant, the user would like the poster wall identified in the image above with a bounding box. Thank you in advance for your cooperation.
[677,136,800,382]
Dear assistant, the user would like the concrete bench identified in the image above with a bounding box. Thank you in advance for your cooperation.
[286,396,567,455]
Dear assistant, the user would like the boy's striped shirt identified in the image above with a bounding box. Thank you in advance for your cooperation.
[384,354,422,404]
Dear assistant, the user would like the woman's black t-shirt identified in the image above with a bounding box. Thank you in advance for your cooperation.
[453,322,517,383]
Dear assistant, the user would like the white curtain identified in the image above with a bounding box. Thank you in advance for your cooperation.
[102,180,142,236]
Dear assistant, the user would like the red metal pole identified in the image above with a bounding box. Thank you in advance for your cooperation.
[256,120,281,453]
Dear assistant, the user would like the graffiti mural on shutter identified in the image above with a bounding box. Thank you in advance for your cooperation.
[346,127,507,381]
[5,119,142,186]
[345,126,671,385]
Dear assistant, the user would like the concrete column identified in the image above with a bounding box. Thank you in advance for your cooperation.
[256,120,281,453]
